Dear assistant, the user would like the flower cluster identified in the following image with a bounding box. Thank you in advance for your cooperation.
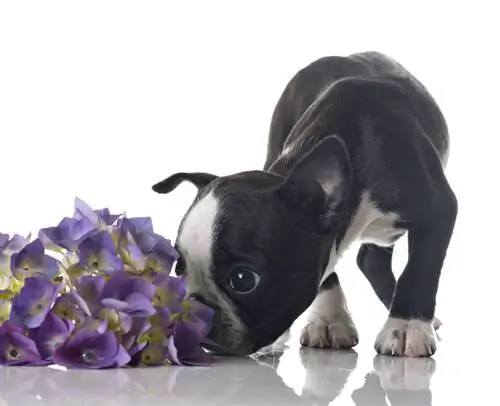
[0,198,214,368]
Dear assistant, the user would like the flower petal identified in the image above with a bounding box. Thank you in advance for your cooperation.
[100,271,129,300]
[0,233,9,248]
[74,197,101,226]
[39,216,97,252]
[1,233,30,254]
[126,277,156,301]
[95,208,121,226]
[118,217,154,235]
[100,298,129,312]
[10,277,61,329]
[10,239,61,279]
[140,342,168,366]
[52,294,87,322]
[53,328,130,369]
[98,249,123,274]
[112,343,132,367]
[30,312,73,360]
[76,275,106,314]
[78,231,121,272]
[121,317,151,356]
[0,321,44,366]
[123,293,156,317]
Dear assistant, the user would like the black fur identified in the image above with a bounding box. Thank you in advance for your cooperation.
[153,51,457,356]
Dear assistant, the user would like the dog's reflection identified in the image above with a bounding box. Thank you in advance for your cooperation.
[0,347,436,406]
[297,348,435,406]
[299,347,359,405]
[352,355,435,406]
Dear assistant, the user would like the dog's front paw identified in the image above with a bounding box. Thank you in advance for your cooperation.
[374,318,437,357]
[300,316,359,349]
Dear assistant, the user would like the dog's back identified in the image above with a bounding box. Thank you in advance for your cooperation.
[265,51,451,220]
[265,51,449,173]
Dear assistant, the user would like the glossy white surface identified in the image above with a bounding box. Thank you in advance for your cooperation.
[2,314,498,406]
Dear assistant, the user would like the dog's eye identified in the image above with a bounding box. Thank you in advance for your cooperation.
[228,267,260,294]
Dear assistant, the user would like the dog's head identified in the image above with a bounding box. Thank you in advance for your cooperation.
[152,136,351,355]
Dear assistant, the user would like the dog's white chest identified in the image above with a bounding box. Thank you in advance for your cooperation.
[361,213,405,246]
[339,194,403,250]
[321,193,405,284]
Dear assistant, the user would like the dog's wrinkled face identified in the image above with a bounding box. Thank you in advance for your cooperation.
[152,136,352,355]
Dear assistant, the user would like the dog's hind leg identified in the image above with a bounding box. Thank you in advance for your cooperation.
[357,244,396,309]
[356,243,442,331]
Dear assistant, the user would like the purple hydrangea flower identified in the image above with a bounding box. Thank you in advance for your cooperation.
[74,275,107,315]
[0,233,27,290]
[78,317,108,334]
[151,274,187,323]
[53,328,130,369]
[100,271,156,318]
[117,218,179,274]
[164,295,215,366]
[181,297,215,331]
[0,199,216,370]
[74,198,121,228]
[0,321,46,366]
[0,233,30,254]
[121,317,151,357]
[0,233,8,248]
[144,235,179,274]
[117,231,146,273]
[52,294,86,327]
[9,276,62,329]
[94,208,121,227]
[118,217,154,236]
[29,312,74,361]
[73,272,154,335]
[39,216,97,252]
[10,239,61,280]
[167,321,214,366]
[138,342,170,366]
[78,231,123,274]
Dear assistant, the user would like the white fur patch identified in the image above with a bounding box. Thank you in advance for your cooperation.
[321,192,403,285]
[177,191,244,333]
[300,285,359,349]
[375,317,437,357]
[177,192,218,293]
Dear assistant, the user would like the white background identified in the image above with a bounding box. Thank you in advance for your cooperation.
[1,1,499,404]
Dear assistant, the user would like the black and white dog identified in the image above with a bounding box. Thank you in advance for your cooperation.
[152,51,457,358]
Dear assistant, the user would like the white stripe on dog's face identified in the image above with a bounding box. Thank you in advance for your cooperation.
[177,191,218,291]
[177,191,246,345]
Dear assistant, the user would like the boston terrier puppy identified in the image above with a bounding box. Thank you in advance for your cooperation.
[152,51,457,358]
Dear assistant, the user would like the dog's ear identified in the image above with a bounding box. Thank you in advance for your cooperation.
[278,135,351,220]
[152,172,218,194]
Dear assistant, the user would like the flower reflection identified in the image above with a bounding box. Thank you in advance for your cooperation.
[0,345,437,406]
